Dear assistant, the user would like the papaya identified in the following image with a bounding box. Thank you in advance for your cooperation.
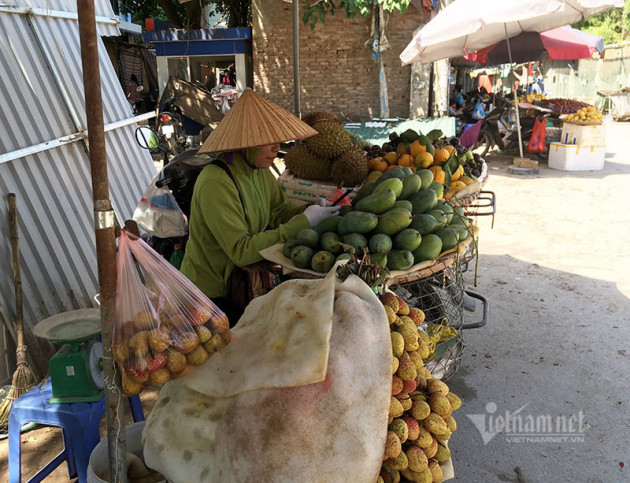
[412,235,443,263]
[394,228,422,252]
[314,215,342,235]
[320,232,342,254]
[429,181,445,200]
[450,224,469,242]
[338,211,378,236]
[342,233,368,253]
[311,251,336,273]
[399,174,422,200]
[369,233,393,254]
[371,252,388,268]
[409,214,439,235]
[387,250,415,270]
[435,227,459,251]
[411,189,438,215]
[417,169,434,189]
[373,178,404,198]
[356,189,397,214]
[428,209,447,230]
[352,181,376,205]
[375,208,413,236]
[393,200,413,212]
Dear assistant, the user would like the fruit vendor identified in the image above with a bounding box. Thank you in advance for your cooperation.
[180,89,339,325]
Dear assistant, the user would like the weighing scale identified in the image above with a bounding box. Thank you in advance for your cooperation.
[33,309,104,404]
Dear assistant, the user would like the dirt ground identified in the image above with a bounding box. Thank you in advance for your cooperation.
[1,122,628,482]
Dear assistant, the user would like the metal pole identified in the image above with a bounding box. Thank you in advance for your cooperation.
[293,0,301,117]
[505,24,524,158]
[77,1,128,481]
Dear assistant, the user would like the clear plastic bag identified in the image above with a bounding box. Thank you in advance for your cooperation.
[471,99,486,120]
[114,230,231,395]
[132,175,188,238]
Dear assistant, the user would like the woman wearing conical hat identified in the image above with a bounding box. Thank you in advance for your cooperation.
[180,89,339,325]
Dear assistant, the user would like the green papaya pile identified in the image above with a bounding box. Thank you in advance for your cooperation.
[283,166,473,274]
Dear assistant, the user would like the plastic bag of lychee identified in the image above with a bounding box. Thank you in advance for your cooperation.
[114,230,231,396]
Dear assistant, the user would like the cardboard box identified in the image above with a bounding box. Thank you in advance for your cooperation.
[278,171,358,204]
[548,143,606,171]
[560,123,606,146]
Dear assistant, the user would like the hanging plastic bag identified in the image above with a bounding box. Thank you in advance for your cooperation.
[114,230,230,396]
[527,116,547,154]
[133,175,188,238]
[471,99,485,120]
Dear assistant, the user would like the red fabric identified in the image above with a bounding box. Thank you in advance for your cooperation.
[539,28,596,60]
[527,117,546,153]
[478,74,493,93]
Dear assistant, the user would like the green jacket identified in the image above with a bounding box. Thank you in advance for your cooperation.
[180,152,309,299]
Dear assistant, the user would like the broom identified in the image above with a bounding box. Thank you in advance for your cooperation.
[0,194,38,429]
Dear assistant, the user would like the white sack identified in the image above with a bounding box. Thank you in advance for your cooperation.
[142,273,392,482]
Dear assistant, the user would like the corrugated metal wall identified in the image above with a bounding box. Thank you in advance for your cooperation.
[0,1,156,379]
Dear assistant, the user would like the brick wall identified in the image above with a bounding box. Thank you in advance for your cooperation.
[252,0,429,121]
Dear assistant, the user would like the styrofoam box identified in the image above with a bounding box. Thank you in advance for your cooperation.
[548,143,606,171]
[560,123,606,145]
[278,171,358,204]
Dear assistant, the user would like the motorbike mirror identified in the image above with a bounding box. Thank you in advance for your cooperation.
[135,126,160,150]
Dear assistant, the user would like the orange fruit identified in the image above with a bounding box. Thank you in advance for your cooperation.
[451,165,464,182]
[410,140,426,157]
[384,152,399,165]
[444,192,454,200]
[460,175,475,186]
[387,164,399,171]
[368,157,388,173]
[415,152,433,169]
[443,145,455,155]
[450,180,467,193]
[396,142,410,156]
[398,154,414,168]
[429,166,446,184]
[433,148,450,163]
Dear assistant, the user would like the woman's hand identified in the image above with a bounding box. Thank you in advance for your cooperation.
[304,204,340,228]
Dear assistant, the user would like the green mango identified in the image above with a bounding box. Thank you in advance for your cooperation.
[296,228,319,249]
[435,201,454,224]
[412,235,443,263]
[369,233,393,254]
[393,200,413,212]
[411,189,438,214]
[373,178,403,198]
[353,181,376,205]
[387,250,415,270]
[320,232,342,254]
[339,205,353,216]
[402,167,414,177]
[429,181,444,199]
[336,252,352,262]
[450,224,469,242]
[371,252,388,268]
[283,239,300,258]
[399,174,422,200]
[342,233,368,253]
[409,214,439,235]
[393,228,422,252]
[435,227,459,250]
[375,208,413,236]
[290,245,315,269]
[355,189,397,214]
[311,251,336,273]
[375,166,405,185]
[428,209,447,230]
[314,215,342,235]
[417,169,434,189]
[450,212,471,227]
[337,211,378,236]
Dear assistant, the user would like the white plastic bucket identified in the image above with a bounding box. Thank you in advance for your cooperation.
[87,421,146,483]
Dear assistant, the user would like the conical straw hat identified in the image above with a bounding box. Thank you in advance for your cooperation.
[198,89,318,154]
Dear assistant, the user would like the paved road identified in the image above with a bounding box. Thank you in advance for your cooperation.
[449,121,630,482]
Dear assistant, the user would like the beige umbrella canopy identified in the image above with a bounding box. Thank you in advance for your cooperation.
[199,88,317,154]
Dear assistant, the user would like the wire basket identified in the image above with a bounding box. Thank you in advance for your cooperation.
[391,263,464,381]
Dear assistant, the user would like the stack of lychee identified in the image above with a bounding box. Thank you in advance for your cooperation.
[378,293,462,483]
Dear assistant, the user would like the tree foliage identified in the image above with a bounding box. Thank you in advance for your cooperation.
[120,0,251,29]
[573,1,630,45]
[302,0,411,29]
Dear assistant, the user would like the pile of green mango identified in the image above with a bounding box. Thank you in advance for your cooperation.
[283,165,473,274]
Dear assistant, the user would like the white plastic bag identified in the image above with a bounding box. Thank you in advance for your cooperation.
[472,99,486,120]
[133,175,188,238]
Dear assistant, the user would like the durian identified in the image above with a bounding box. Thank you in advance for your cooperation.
[331,145,368,186]
[283,144,331,181]
[305,120,353,159]
[302,111,341,126]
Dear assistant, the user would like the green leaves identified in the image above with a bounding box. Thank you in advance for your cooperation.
[302,0,411,29]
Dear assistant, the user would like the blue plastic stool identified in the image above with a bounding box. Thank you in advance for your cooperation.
[8,380,144,483]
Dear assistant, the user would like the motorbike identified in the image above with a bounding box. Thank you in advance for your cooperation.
[156,96,191,156]
[135,126,214,260]
[472,97,551,161]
